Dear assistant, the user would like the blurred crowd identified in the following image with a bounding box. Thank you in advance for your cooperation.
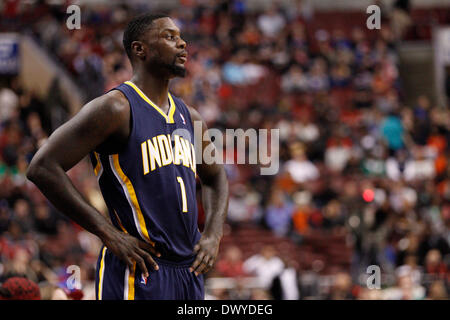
[0,0,449,299]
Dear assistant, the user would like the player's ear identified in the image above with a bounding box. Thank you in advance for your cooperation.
[131,41,146,60]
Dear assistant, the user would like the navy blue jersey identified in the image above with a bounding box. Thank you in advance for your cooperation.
[90,81,201,262]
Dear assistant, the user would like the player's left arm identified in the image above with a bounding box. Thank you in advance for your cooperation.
[187,106,229,275]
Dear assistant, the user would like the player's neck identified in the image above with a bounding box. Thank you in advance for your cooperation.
[130,72,171,110]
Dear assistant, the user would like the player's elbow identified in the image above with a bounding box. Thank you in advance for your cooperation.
[26,155,48,185]
[26,160,41,183]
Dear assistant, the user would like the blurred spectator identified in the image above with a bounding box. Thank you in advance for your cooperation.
[257,4,286,38]
[382,266,426,300]
[390,0,412,41]
[284,142,319,184]
[322,200,345,230]
[326,272,355,300]
[270,258,301,300]
[39,284,69,300]
[264,188,295,236]
[243,245,284,290]
[291,191,312,237]
[216,245,247,278]
[426,280,448,300]
[0,83,19,122]
[381,112,405,151]
[325,133,352,172]
[250,288,272,300]
[228,278,252,300]
[281,65,309,94]
[206,287,230,300]
[227,183,262,225]
[412,96,432,146]
[358,287,383,300]
[424,249,447,279]
[400,254,423,286]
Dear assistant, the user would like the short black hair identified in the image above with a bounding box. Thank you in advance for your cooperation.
[123,12,169,60]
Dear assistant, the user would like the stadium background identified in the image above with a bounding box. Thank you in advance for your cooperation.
[0,0,449,300]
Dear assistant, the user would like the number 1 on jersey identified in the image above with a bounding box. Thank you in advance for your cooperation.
[176,176,188,213]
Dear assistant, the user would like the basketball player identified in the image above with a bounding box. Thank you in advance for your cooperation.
[26,13,229,300]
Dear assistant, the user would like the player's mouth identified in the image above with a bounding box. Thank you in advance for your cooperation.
[177,52,188,63]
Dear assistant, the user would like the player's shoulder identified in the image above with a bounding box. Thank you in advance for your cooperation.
[170,94,201,121]
[84,89,130,118]
[168,93,207,127]
[176,99,203,123]
[170,93,188,110]
[101,89,130,112]
[186,105,205,124]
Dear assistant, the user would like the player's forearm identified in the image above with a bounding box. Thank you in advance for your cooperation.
[201,167,228,239]
[26,158,116,240]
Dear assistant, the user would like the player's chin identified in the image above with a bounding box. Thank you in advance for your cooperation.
[172,64,187,78]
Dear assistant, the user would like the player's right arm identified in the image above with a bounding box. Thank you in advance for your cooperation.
[26,90,159,277]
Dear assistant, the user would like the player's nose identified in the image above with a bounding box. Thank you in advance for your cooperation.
[177,37,187,50]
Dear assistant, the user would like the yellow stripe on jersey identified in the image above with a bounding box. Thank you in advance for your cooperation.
[124,81,176,124]
[167,92,176,123]
[127,263,136,300]
[97,246,107,300]
[94,152,102,176]
[111,154,155,246]
[113,209,128,234]
[124,262,136,300]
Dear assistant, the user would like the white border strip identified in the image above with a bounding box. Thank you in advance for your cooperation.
[108,155,146,242]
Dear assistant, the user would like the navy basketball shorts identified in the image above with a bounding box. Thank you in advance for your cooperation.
[95,246,204,300]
